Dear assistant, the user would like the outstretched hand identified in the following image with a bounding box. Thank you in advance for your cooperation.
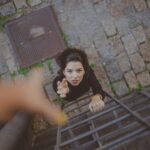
[0,68,68,126]
[57,78,69,98]
[89,94,105,113]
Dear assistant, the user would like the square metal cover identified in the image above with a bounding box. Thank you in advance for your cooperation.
[6,6,66,68]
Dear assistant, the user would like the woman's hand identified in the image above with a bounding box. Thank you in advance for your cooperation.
[57,78,69,98]
[89,94,105,113]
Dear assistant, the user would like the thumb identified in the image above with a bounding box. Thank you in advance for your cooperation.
[62,78,68,87]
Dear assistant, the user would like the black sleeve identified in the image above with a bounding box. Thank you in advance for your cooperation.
[52,77,59,94]
[88,68,106,100]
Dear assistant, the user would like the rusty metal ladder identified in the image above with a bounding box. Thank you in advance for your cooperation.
[55,89,150,150]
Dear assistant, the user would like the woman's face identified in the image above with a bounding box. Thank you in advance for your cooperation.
[63,61,85,86]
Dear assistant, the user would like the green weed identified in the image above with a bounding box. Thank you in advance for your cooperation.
[18,68,30,76]
[0,15,10,32]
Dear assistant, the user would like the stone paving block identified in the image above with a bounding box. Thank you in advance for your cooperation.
[83,0,96,10]
[124,70,138,89]
[56,12,68,24]
[65,29,80,47]
[139,41,150,62]
[86,48,100,64]
[112,80,129,97]
[93,29,109,49]
[115,17,130,36]
[92,0,102,5]
[43,63,53,84]
[27,0,42,7]
[121,33,139,55]
[123,4,136,17]
[146,63,150,71]
[78,33,93,48]
[137,71,150,87]
[0,0,10,5]
[136,10,150,29]
[96,45,115,66]
[124,5,139,29]
[44,83,57,100]
[132,25,146,44]
[14,0,27,9]
[0,32,5,43]
[105,60,123,82]
[52,0,65,13]
[93,25,116,62]
[92,62,108,82]
[6,57,18,73]
[76,13,96,47]
[1,72,12,82]
[101,17,117,37]
[116,52,131,72]
[133,0,147,12]
[109,35,124,56]
[0,33,14,60]
[0,2,16,16]
[50,58,59,76]
[0,55,8,74]
[1,43,12,59]
[0,32,7,49]
[147,0,150,8]
[128,15,141,29]
[129,52,146,74]
[94,1,107,14]
[107,0,131,18]
[145,28,150,39]
[93,64,114,95]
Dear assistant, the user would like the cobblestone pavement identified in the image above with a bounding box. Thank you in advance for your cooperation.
[0,0,150,99]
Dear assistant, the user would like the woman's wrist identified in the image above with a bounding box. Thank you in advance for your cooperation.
[89,94,105,113]
[91,94,103,101]
[60,93,67,98]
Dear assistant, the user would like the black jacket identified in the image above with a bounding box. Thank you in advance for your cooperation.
[53,68,105,101]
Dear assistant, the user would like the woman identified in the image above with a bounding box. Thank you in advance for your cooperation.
[53,48,106,112]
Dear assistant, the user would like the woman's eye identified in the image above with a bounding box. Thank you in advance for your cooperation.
[67,70,72,73]
[77,70,82,73]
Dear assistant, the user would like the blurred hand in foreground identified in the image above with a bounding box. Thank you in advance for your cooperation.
[0,68,68,126]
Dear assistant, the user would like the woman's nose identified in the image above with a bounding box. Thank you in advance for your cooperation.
[72,72,78,78]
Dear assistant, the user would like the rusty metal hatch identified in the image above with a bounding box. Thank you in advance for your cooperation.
[6,6,66,68]
[54,90,150,150]
[28,89,150,150]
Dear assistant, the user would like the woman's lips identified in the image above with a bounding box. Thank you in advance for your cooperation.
[71,80,79,84]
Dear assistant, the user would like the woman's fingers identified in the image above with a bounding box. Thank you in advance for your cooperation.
[57,81,61,86]
[57,79,67,89]
[57,78,69,97]
[89,99,105,113]
[62,78,68,88]
[93,100,100,112]
[89,94,105,112]
[57,81,62,89]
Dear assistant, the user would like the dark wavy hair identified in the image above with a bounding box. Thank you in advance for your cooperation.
[56,48,90,76]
